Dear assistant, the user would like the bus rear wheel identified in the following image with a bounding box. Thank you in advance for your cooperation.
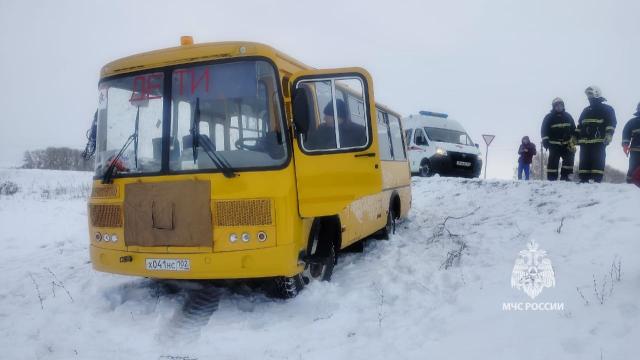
[379,206,396,240]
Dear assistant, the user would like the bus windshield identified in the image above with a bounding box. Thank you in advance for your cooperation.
[424,127,472,146]
[94,59,287,177]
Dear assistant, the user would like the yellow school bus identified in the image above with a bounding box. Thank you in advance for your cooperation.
[87,38,411,297]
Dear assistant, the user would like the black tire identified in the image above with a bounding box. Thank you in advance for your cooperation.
[302,221,336,283]
[380,206,396,240]
[267,274,305,299]
[419,160,432,177]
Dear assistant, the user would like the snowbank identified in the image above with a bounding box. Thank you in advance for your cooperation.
[0,169,638,360]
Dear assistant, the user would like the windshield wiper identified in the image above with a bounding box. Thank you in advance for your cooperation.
[190,98,237,178]
[102,107,140,184]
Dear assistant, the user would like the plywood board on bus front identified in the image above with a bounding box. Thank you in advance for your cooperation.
[124,180,212,247]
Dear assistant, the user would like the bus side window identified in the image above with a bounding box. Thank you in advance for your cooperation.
[298,77,369,152]
[377,110,393,160]
[388,114,406,160]
[299,81,335,150]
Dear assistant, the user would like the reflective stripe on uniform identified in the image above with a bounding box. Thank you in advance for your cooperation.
[549,140,570,145]
[582,118,604,124]
[578,169,605,174]
[542,136,549,140]
[632,129,640,134]
[550,123,572,128]
[606,126,615,131]
[561,165,573,169]
[631,147,640,152]
[547,169,558,173]
[578,138,605,144]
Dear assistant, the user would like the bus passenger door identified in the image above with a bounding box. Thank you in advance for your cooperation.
[290,68,382,217]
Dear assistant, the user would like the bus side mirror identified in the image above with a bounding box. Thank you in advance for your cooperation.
[475,143,480,148]
[292,87,310,135]
[82,110,98,160]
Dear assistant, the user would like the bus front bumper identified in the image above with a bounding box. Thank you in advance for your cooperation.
[90,243,303,280]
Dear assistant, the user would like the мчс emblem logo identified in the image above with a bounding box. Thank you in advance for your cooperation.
[510,240,555,299]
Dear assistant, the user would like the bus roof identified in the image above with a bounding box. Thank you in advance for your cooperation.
[100,39,402,118]
[100,41,312,78]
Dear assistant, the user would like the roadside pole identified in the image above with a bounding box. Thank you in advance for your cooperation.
[482,134,495,180]
[540,141,544,180]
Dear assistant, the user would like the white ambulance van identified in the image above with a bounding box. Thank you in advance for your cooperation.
[403,111,482,178]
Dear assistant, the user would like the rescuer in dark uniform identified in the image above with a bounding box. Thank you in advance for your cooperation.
[541,97,576,181]
[576,86,617,183]
[621,102,640,184]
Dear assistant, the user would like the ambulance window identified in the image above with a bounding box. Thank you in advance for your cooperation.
[405,129,413,144]
[414,128,428,146]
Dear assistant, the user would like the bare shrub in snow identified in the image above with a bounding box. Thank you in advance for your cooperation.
[40,183,91,200]
[45,267,73,303]
[556,217,566,233]
[591,258,622,305]
[28,272,44,310]
[0,180,19,195]
[576,287,590,306]
[430,207,480,242]
[593,274,610,305]
[441,240,468,270]
[610,257,622,282]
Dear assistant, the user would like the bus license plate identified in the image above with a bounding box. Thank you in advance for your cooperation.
[145,258,190,271]
[456,161,472,167]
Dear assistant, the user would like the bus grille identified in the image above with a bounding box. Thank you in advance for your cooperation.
[213,199,272,226]
[90,204,123,228]
[91,185,118,198]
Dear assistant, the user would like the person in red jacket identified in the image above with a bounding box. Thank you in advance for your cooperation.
[518,136,537,180]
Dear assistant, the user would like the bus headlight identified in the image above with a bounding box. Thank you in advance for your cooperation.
[436,147,447,156]
[229,233,238,243]
[241,233,250,242]
[102,233,111,242]
[94,232,102,242]
[111,234,118,243]
[257,231,267,242]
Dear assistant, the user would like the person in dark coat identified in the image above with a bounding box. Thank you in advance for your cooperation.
[576,86,617,183]
[621,102,640,184]
[541,97,576,181]
[517,136,537,180]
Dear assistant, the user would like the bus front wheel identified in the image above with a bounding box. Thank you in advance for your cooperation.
[302,219,337,283]
[268,274,305,299]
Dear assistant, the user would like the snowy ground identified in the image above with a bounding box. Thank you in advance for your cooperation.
[1,169,639,360]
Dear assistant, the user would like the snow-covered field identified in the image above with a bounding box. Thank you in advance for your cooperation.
[1,169,639,360]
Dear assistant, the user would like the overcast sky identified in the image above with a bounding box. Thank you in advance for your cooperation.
[1,0,638,178]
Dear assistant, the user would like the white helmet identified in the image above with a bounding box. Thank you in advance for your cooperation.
[552,97,564,106]
[585,86,603,99]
